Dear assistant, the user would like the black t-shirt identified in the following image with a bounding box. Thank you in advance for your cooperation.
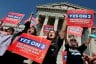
[32,37,64,64]
[65,44,87,64]
[46,37,64,57]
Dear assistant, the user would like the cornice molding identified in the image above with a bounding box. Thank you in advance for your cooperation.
[36,2,96,13]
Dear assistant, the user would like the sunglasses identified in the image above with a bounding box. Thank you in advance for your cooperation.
[70,39,76,42]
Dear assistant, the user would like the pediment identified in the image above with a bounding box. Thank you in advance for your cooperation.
[36,2,93,11]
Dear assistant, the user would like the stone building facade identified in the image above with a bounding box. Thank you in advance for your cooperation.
[3,2,96,64]
[35,2,96,64]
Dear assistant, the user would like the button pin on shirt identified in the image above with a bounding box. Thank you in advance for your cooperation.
[51,48,54,51]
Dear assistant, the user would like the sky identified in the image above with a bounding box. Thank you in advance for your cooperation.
[0,0,96,24]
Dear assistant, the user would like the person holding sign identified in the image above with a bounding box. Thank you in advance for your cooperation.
[32,30,64,64]
[64,14,93,64]
[0,27,15,62]
[14,13,37,36]
[32,15,67,64]
[1,13,37,64]
[11,13,37,42]
[0,21,14,56]
[0,27,14,55]
[11,13,37,64]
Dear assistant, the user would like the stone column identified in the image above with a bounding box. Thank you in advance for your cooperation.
[40,15,49,36]
[88,28,94,56]
[54,17,59,31]
[36,14,39,20]
[35,15,39,35]
[82,28,90,55]
[90,39,96,55]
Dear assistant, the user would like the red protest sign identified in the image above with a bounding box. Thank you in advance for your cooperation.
[0,20,3,23]
[3,12,25,25]
[30,17,39,26]
[8,33,51,64]
[24,17,39,27]
[43,25,54,33]
[67,26,83,37]
[67,10,94,27]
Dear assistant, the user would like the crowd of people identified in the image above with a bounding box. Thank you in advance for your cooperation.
[0,14,96,64]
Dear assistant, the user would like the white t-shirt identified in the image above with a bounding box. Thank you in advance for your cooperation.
[0,31,13,56]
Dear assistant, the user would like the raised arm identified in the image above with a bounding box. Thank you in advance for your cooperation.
[23,13,34,33]
[84,37,91,46]
[59,14,69,44]
[84,28,94,46]
[59,14,67,39]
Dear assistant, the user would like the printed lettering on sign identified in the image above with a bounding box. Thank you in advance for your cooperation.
[3,12,25,25]
[43,25,54,33]
[7,14,22,20]
[67,10,94,27]
[24,17,39,26]
[8,33,51,64]
[18,37,46,50]
[67,26,83,37]
[68,14,92,19]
